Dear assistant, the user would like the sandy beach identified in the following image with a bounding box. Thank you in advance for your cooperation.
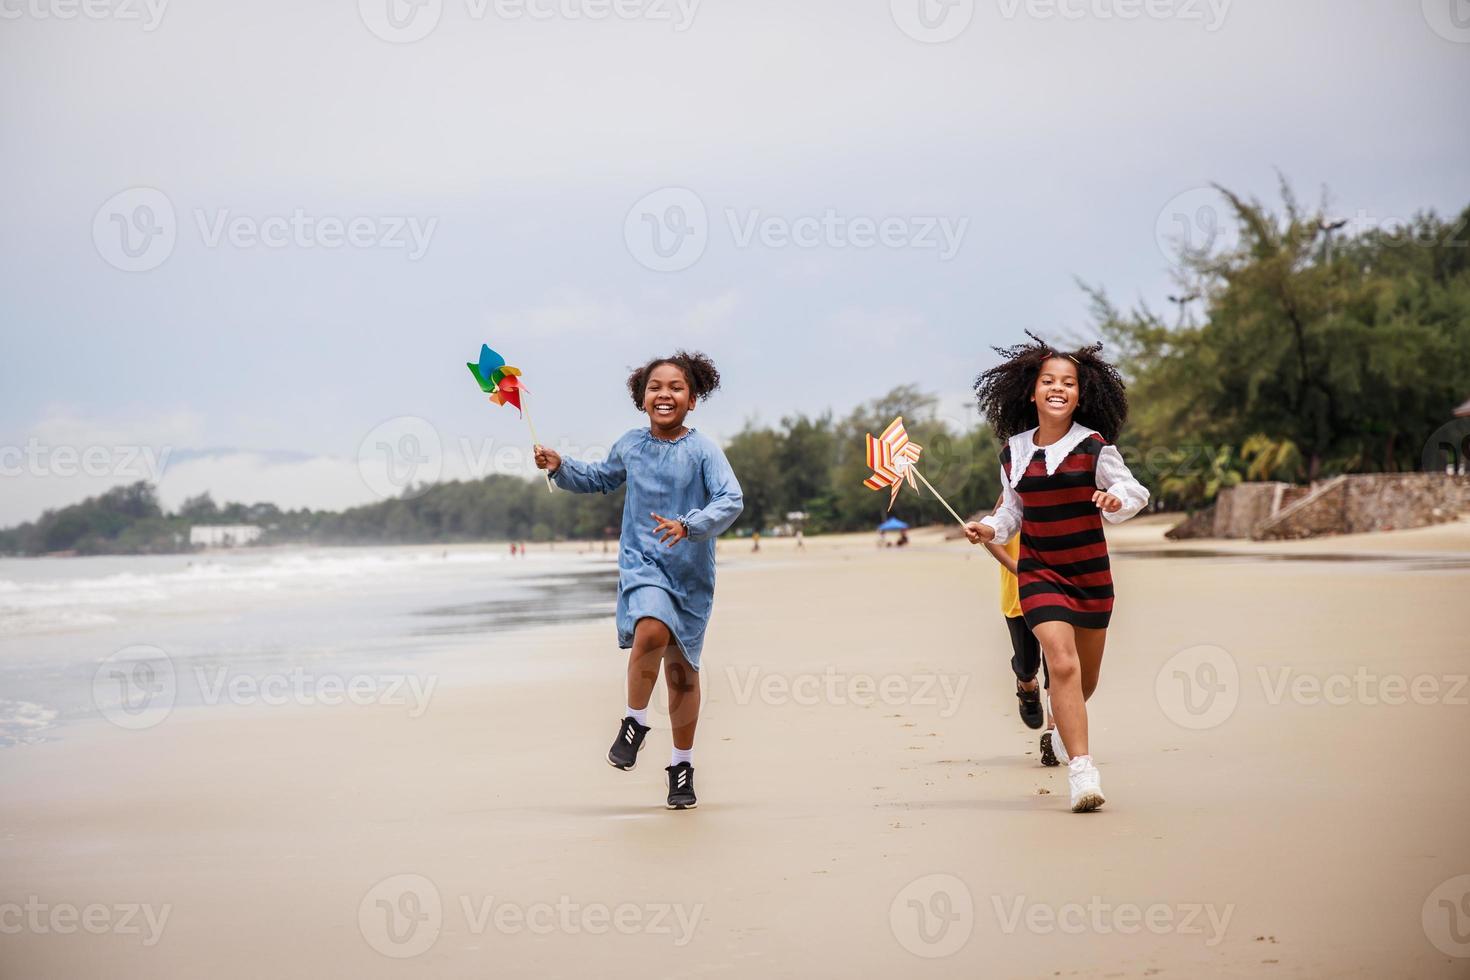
[2,516,1468,978]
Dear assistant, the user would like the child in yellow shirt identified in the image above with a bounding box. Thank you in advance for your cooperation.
[985,505,1053,759]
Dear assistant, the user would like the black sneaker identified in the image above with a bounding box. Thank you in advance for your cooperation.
[1039,730,1060,767]
[1016,682,1044,730]
[608,716,650,771]
[665,763,697,810]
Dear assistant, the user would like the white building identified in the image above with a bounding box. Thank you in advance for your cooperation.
[189,525,263,548]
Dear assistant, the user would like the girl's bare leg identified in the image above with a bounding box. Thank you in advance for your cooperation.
[1075,627,1107,702]
[1034,621,1087,758]
[627,618,668,712]
[663,650,700,751]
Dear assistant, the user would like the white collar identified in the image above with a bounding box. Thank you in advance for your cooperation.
[1006,422,1099,487]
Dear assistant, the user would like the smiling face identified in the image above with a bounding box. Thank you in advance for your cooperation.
[643,362,695,433]
[1031,356,1079,426]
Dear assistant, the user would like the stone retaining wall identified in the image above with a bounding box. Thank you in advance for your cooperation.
[1254,473,1470,540]
[1164,474,1470,541]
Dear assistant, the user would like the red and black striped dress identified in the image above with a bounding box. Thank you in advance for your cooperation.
[1002,432,1116,630]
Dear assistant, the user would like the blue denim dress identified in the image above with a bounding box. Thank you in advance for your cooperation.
[552,427,743,670]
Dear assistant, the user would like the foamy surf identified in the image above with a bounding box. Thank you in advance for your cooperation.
[0,699,59,746]
[0,548,516,636]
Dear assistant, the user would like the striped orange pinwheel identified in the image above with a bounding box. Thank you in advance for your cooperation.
[863,416,923,511]
[861,415,970,528]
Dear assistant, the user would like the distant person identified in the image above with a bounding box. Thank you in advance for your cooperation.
[534,350,743,811]
[981,493,1049,738]
[897,529,909,547]
[794,529,805,551]
[509,542,517,557]
[964,333,1149,813]
[751,531,760,553]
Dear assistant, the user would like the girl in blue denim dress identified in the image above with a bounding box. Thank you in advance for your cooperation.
[534,351,742,810]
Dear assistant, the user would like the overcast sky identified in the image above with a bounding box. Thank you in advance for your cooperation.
[2,0,1467,525]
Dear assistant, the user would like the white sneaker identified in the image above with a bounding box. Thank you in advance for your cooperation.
[1050,727,1070,765]
[1068,756,1105,812]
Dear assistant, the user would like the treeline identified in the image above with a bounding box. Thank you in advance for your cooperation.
[4,187,1466,554]
[0,387,1001,556]
[1097,186,1470,507]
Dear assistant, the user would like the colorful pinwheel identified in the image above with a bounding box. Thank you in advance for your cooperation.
[861,415,968,527]
[467,345,526,413]
[467,344,551,491]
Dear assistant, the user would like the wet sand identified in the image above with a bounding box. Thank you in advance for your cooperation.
[2,516,1468,977]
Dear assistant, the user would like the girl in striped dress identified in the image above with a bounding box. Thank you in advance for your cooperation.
[964,334,1149,812]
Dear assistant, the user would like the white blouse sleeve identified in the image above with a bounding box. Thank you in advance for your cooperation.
[979,466,1024,544]
[1096,444,1150,524]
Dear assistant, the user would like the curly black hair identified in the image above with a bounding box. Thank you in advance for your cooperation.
[626,350,722,410]
[973,330,1129,442]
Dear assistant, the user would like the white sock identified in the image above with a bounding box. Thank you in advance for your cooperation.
[670,747,693,767]
[626,705,648,726]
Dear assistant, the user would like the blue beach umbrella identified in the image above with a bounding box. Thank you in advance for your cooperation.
[876,517,909,532]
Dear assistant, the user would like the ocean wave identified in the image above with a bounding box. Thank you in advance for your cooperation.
[0,548,519,635]
[0,699,59,746]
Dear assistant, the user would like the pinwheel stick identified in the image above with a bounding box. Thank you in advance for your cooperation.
[909,465,969,529]
[521,397,553,493]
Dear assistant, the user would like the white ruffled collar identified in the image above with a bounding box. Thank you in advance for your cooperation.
[1006,422,1099,487]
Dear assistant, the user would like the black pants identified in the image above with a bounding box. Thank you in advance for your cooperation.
[1005,615,1049,688]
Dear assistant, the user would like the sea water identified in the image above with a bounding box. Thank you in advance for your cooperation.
[0,545,618,745]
